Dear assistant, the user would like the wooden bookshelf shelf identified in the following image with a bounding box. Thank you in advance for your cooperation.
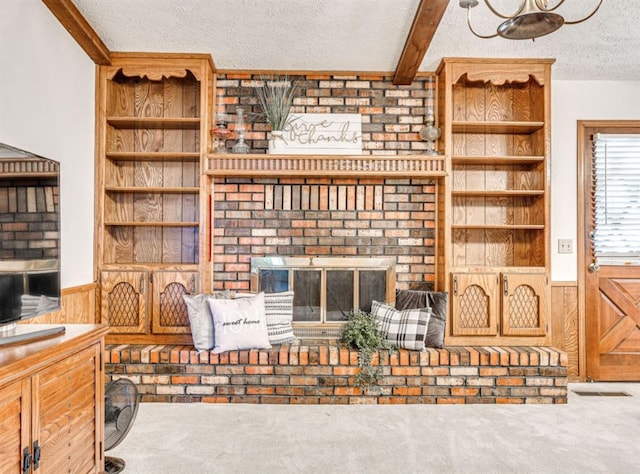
[452,155,544,165]
[106,116,200,130]
[105,186,199,193]
[451,121,544,134]
[106,152,200,161]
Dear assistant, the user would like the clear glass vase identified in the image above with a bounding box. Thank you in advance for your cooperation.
[232,107,250,154]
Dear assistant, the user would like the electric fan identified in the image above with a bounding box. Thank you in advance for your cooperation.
[104,378,139,473]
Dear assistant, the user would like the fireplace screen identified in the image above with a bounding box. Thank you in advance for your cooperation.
[251,257,395,338]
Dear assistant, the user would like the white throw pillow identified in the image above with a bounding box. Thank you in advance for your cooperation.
[208,292,271,353]
[183,291,233,352]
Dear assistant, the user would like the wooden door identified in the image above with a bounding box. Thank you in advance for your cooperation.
[101,271,148,334]
[579,121,640,381]
[451,273,499,336]
[501,272,548,337]
[586,266,640,380]
[35,345,102,473]
[0,379,30,474]
[151,271,197,334]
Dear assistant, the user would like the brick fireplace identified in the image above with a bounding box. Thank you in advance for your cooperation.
[212,176,437,294]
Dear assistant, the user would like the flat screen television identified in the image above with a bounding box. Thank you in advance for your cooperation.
[0,142,63,346]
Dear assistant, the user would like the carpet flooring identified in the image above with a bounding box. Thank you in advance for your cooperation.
[108,382,640,474]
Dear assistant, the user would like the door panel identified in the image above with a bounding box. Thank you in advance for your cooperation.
[100,271,147,334]
[0,379,30,474]
[451,273,498,336]
[151,271,196,334]
[586,266,640,380]
[501,273,548,337]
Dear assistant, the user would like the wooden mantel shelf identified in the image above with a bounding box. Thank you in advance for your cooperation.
[206,153,447,178]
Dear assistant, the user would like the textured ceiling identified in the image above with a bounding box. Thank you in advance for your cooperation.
[71,0,640,80]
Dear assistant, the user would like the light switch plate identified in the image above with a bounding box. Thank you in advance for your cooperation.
[558,239,573,254]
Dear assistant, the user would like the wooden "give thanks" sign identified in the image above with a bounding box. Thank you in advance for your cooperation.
[277,113,362,155]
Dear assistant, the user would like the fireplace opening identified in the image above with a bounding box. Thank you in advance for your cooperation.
[251,257,396,339]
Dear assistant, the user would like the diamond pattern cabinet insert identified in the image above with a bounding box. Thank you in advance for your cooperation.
[151,271,196,334]
[451,273,498,336]
[101,271,147,334]
[502,273,548,336]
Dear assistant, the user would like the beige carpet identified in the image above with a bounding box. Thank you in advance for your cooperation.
[108,382,640,474]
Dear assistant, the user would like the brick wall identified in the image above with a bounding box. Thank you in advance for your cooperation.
[212,73,438,292]
[212,177,436,292]
[106,344,569,404]
[0,178,59,260]
[216,72,434,155]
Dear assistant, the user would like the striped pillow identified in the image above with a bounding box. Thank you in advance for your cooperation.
[236,291,297,345]
[264,291,296,344]
[371,300,431,351]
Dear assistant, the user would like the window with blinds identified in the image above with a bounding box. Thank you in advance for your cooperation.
[592,133,640,265]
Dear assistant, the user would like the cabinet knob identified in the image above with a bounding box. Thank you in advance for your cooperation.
[588,262,600,273]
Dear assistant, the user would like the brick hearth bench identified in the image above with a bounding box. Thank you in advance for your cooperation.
[105,344,568,404]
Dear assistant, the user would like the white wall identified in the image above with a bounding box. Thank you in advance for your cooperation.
[0,0,96,288]
[551,81,640,281]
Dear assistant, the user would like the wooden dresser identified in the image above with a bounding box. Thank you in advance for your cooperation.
[0,324,108,474]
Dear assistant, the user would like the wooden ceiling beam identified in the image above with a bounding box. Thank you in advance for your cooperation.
[393,0,449,85]
[42,0,111,65]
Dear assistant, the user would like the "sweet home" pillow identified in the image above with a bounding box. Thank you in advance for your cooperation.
[207,292,271,353]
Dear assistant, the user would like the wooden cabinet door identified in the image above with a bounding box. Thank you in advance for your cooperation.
[501,272,548,337]
[151,271,197,334]
[451,273,499,336]
[35,344,103,473]
[101,271,148,334]
[0,379,30,474]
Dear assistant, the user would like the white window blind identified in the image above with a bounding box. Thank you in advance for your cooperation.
[592,133,640,265]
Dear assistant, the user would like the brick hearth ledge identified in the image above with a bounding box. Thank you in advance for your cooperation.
[106,344,568,404]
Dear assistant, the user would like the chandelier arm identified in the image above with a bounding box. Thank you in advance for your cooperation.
[564,0,603,25]
[466,5,499,39]
[483,0,526,20]
[535,0,567,12]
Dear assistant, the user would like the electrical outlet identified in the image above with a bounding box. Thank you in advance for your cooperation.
[558,239,573,254]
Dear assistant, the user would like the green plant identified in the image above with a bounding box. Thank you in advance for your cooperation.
[340,309,394,390]
[255,75,299,131]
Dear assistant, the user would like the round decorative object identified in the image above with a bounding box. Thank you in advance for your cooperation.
[420,124,441,142]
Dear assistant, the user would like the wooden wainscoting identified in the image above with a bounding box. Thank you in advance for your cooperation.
[25,282,97,325]
[551,281,579,380]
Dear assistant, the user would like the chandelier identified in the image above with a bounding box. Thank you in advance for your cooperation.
[459,0,603,40]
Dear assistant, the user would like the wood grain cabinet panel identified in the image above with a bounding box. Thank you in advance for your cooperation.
[151,271,197,335]
[451,271,548,342]
[451,273,499,336]
[101,270,197,339]
[100,271,148,334]
[0,325,107,473]
[0,379,30,474]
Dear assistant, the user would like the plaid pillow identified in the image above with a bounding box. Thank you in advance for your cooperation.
[371,300,431,351]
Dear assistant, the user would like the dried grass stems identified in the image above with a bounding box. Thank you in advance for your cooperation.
[255,76,299,132]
